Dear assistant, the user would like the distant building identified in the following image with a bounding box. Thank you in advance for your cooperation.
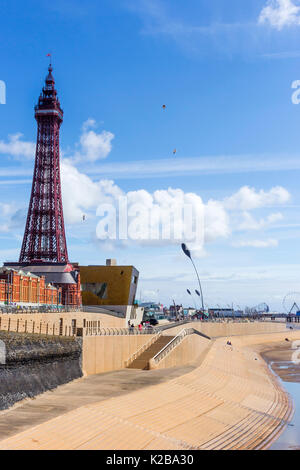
[169,305,183,315]
[3,263,80,307]
[79,261,139,306]
[140,303,162,311]
[0,267,62,307]
[183,308,196,317]
[209,308,240,317]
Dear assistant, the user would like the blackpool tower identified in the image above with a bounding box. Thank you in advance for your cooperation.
[4,65,81,307]
[19,64,68,263]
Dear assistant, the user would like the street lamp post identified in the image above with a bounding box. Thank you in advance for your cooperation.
[181,244,204,312]
[187,289,197,311]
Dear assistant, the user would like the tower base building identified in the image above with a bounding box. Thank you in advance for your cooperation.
[4,262,81,308]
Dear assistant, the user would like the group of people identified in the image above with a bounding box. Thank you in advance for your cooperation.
[127,320,148,333]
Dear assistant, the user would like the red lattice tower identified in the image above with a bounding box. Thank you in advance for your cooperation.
[19,65,69,263]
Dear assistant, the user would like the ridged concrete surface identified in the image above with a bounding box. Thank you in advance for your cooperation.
[0,330,299,450]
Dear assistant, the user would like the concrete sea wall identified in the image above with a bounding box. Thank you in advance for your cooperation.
[0,320,290,415]
[163,321,286,338]
[0,332,82,410]
[82,334,156,375]
[0,311,126,336]
[81,322,287,376]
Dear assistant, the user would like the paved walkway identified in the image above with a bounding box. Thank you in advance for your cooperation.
[0,364,195,441]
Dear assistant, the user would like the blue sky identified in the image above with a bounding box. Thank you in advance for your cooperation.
[1,0,300,310]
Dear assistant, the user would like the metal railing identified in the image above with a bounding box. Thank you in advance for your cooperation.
[125,330,162,368]
[84,326,158,337]
[156,319,191,332]
[0,305,82,314]
[151,328,195,365]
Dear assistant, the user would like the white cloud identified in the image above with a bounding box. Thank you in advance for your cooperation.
[205,200,230,242]
[129,0,247,38]
[73,119,114,163]
[0,133,35,160]
[3,149,300,181]
[61,159,122,224]
[223,186,290,211]
[82,154,300,180]
[0,121,114,164]
[233,239,279,248]
[141,290,160,301]
[238,212,284,231]
[0,248,21,264]
[0,205,26,234]
[59,158,291,256]
[259,0,300,30]
[0,203,13,217]
[0,224,9,233]
[82,118,97,131]
[0,179,31,185]
[0,126,290,260]
[60,159,231,254]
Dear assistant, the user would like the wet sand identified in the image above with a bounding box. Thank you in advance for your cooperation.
[259,341,300,450]
[261,343,300,383]
[260,342,300,383]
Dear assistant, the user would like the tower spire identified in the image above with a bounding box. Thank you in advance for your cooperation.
[46,63,55,86]
[19,66,68,263]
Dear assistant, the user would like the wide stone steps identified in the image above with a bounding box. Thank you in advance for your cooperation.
[127,336,175,370]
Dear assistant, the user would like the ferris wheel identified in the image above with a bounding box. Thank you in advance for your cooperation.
[247,303,269,314]
[256,303,269,313]
[282,292,300,314]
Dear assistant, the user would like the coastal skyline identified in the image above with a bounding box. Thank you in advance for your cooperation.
[1,0,300,309]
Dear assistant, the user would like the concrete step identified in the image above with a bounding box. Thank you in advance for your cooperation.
[128,336,174,370]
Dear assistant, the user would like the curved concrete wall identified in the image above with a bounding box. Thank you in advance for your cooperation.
[163,321,286,338]
[82,322,287,376]
[2,329,298,450]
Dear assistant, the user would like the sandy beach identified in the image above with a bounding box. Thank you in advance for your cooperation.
[259,342,300,383]
[257,341,300,450]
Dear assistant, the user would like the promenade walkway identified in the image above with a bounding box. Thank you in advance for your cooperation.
[0,329,299,450]
[0,365,195,442]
